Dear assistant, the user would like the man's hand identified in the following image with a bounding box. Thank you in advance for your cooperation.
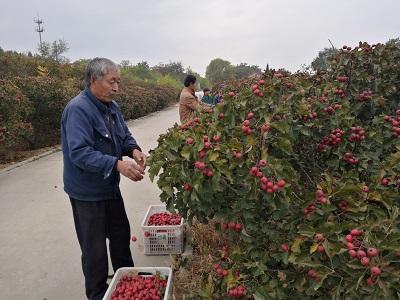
[116,160,145,182]
[132,149,147,169]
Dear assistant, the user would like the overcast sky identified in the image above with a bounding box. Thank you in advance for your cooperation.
[1,0,399,76]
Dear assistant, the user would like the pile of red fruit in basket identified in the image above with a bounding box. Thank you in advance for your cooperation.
[110,274,167,300]
[147,212,181,226]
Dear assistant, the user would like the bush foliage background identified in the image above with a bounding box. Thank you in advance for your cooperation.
[0,51,180,158]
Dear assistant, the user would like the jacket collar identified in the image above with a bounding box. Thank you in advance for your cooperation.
[84,88,116,115]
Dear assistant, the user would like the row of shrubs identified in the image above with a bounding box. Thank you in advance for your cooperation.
[0,51,180,160]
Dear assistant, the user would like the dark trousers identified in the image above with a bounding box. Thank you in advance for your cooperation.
[70,194,134,300]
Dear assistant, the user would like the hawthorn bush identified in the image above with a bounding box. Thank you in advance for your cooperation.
[149,42,400,299]
[0,51,179,156]
[0,80,33,150]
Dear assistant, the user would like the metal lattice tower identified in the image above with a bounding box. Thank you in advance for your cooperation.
[34,16,44,46]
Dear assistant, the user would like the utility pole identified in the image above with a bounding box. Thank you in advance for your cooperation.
[34,16,44,46]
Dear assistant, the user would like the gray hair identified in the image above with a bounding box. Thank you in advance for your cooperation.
[84,57,119,87]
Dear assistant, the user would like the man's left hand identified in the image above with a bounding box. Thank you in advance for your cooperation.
[132,149,147,169]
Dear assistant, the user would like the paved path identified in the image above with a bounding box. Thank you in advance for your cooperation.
[0,105,180,300]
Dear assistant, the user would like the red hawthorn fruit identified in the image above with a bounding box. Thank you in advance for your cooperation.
[349,249,357,258]
[235,223,242,231]
[199,150,206,159]
[315,234,325,242]
[366,277,375,286]
[345,234,353,242]
[258,159,267,167]
[371,266,381,276]
[184,183,193,192]
[308,269,317,278]
[277,179,286,188]
[261,123,270,133]
[280,243,289,252]
[212,135,221,142]
[361,257,370,266]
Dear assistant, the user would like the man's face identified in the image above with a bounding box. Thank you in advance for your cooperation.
[188,81,196,91]
[90,69,120,102]
[204,91,210,96]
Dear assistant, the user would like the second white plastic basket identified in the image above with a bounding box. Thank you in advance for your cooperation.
[141,205,184,255]
[102,267,172,300]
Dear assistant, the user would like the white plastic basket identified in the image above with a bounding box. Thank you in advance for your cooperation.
[102,267,172,300]
[141,205,184,255]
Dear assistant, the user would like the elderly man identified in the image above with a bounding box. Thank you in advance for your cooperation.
[61,58,146,300]
[179,75,212,123]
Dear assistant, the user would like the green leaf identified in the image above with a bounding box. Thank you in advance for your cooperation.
[208,151,220,162]
[181,145,191,160]
[291,237,303,254]
[310,243,318,254]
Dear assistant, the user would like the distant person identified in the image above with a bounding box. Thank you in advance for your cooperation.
[179,75,212,123]
[201,88,214,105]
[61,58,147,300]
[213,91,223,104]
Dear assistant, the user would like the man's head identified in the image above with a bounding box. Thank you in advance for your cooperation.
[85,58,120,102]
[184,75,197,91]
[203,87,210,96]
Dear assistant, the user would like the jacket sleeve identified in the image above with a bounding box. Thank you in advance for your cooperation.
[64,105,117,178]
[183,94,200,110]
